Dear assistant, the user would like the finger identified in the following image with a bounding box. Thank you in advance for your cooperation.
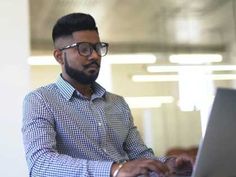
[119,160,152,177]
[144,160,170,174]
[175,155,194,166]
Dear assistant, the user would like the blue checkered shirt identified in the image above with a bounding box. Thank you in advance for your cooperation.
[22,75,165,177]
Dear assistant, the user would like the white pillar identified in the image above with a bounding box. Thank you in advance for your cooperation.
[143,109,154,148]
[0,1,30,177]
[97,59,112,91]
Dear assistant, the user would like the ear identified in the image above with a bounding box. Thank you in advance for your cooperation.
[53,49,64,64]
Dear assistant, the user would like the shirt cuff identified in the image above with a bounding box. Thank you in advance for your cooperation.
[88,160,113,177]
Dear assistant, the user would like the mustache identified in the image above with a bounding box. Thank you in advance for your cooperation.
[84,61,100,68]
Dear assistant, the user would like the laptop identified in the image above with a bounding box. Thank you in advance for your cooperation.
[190,87,236,177]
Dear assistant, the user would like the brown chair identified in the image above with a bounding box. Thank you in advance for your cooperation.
[166,146,198,161]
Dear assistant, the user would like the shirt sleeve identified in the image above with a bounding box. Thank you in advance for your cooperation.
[121,97,167,163]
[22,92,113,177]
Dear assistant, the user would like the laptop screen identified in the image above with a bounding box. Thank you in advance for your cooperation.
[192,88,236,177]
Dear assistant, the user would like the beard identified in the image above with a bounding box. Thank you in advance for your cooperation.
[64,55,100,85]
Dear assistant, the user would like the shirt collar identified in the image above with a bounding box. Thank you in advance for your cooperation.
[56,74,106,101]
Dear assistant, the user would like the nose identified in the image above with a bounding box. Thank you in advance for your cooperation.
[88,48,100,61]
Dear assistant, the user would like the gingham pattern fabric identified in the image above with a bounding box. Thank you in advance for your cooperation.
[22,75,166,177]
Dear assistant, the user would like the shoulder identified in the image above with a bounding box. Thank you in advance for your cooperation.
[24,83,58,101]
[105,91,130,111]
[105,91,123,101]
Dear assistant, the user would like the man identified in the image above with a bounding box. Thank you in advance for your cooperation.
[22,13,193,177]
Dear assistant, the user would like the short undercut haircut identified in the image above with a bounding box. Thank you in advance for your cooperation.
[52,12,98,43]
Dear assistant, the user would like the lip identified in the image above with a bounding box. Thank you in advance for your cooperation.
[86,64,100,73]
[88,64,99,69]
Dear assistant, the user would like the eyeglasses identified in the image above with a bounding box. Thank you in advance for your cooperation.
[59,42,109,57]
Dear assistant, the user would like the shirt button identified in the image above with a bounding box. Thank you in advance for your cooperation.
[98,122,102,126]
[103,148,107,153]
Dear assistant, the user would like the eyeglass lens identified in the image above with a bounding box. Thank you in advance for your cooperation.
[78,42,108,57]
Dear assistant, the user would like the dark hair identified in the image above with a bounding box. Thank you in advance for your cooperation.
[52,13,98,42]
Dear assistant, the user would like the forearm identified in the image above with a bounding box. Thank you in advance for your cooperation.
[29,151,113,177]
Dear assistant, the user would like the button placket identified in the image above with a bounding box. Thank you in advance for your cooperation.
[90,100,107,153]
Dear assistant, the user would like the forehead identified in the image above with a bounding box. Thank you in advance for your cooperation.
[72,30,100,43]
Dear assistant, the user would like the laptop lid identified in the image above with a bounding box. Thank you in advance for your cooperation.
[192,88,236,177]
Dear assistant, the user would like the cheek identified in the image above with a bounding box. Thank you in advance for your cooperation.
[66,53,84,67]
[68,60,83,70]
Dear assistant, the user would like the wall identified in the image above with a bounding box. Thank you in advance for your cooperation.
[0,0,29,177]
[111,63,234,156]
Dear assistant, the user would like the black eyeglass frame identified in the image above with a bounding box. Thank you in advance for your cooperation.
[59,42,109,57]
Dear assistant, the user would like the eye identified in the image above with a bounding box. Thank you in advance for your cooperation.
[78,43,91,55]
[96,43,108,56]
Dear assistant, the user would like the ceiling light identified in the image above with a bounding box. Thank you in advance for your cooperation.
[132,75,179,82]
[28,53,157,65]
[169,54,222,64]
[132,74,236,82]
[147,65,236,73]
[105,53,156,64]
[28,56,58,65]
[124,96,174,108]
[175,18,200,43]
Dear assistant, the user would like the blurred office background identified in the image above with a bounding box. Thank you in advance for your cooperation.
[1,0,236,176]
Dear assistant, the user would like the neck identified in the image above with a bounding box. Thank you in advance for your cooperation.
[61,74,94,97]
[76,84,93,97]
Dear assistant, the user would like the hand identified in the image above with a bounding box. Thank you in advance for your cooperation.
[111,159,170,177]
[165,155,194,176]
